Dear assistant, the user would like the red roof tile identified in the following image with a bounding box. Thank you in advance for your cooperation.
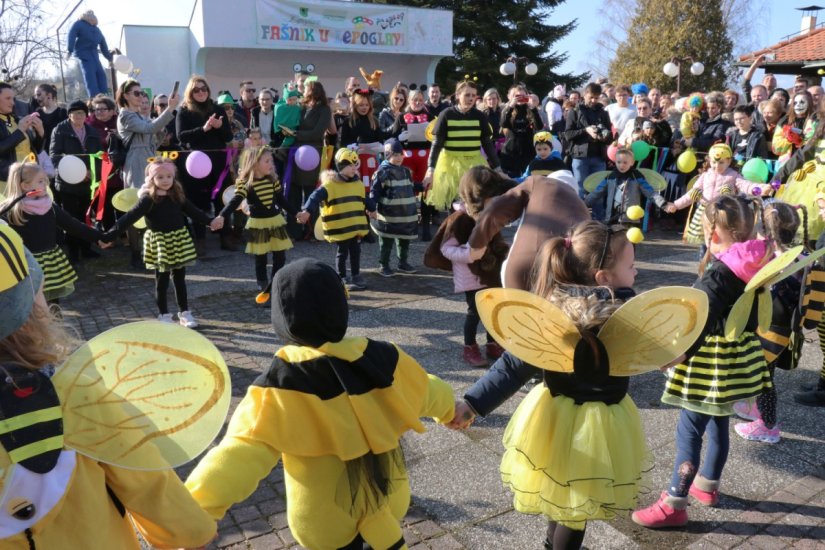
[739,27,825,63]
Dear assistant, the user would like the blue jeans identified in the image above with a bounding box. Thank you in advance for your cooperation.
[572,157,606,220]
[668,409,729,497]
[79,56,109,97]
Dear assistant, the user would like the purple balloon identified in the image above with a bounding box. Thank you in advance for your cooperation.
[295,145,320,171]
[186,151,212,179]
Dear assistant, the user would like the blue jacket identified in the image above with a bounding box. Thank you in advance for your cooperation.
[67,20,112,62]
[585,168,666,224]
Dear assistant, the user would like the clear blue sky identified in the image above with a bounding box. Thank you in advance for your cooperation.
[55,0,815,89]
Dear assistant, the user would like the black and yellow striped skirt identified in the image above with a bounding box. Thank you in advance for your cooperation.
[142,227,197,272]
[244,214,293,255]
[662,333,772,415]
[32,246,77,300]
[683,201,706,245]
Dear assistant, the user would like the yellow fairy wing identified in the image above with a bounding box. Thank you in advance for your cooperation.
[314,217,325,241]
[724,291,755,341]
[744,246,804,292]
[583,170,612,193]
[760,246,825,289]
[111,187,146,229]
[425,118,438,142]
[639,168,668,191]
[757,289,773,334]
[599,287,709,376]
[53,321,231,470]
[475,288,579,372]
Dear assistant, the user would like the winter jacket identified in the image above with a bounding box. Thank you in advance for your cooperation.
[585,168,666,224]
[117,108,176,189]
[49,120,102,196]
[692,115,732,152]
[673,168,756,210]
[562,103,612,159]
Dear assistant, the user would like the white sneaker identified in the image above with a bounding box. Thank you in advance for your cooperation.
[157,313,174,323]
[178,310,198,328]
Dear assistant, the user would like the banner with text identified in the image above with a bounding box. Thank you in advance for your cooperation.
[256,0,408,52]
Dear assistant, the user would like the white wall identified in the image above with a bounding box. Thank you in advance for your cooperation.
[119,26,192,98]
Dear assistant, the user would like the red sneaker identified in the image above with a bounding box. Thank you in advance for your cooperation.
[689,483,720,506]
[632,492,688,528]
[485,342,504,360]
[462,345,488,368]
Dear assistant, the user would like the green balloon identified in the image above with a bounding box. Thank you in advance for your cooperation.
[742,158,769,183]
[631,140,651,162]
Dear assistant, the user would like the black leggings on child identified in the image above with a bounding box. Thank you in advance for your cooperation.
[757,365,777,428]
[464,289,494,346]
[545,520,586,549]
[155,268,188,314]
[254,251,286,288]
[336,237,361,278]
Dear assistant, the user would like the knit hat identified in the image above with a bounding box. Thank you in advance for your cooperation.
[709,143,732,160]
[0,223,44,341]
[384,138,404,156]
[67,100,88,115]
[271,258,348,347]
[216,92,236,106]
[334,148,359,170]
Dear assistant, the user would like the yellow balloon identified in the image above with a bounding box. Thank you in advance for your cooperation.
[677,150,697,173]
[626,205,645,221]
[627,227,644,244]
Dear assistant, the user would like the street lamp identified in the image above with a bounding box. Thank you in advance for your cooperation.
[663,56,704,95]
[499,56,538,83]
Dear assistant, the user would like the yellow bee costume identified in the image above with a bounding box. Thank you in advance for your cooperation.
[470,285,709,529]
[0,225,231,549]
[185,259,455,550]
[776,139,825,242]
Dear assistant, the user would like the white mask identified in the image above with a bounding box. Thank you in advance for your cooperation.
[793,96,809,115]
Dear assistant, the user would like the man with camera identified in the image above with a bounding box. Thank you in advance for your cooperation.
[562,82,613,215]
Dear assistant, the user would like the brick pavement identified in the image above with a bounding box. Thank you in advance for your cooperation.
[60,228,825,550]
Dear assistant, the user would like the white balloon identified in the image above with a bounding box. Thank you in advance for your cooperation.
[57,155,87,184]
[499,61,516,76]
[663,62,679,78]
[525,63,538,76]
[690,62,705,76]
[112,54,133,74]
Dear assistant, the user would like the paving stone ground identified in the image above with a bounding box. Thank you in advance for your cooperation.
[61,226,825,550]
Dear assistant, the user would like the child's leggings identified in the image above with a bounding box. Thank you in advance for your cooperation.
[335,237,361,278]
[464,289,494,346]
[155,268,187,314]
[254,251,286,288]
[546,520,586,549]
[756,365,777,428]
[668,409,729,497]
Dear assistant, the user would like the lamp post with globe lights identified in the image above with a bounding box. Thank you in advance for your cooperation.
[499,56,538,83]
[663,57,704,95]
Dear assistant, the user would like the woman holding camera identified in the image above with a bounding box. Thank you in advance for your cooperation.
[499,84,544,177]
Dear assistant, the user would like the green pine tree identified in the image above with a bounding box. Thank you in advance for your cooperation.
[368,0,588,95]
[607,0,734,93]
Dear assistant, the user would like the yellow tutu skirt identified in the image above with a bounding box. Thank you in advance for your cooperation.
[33,246,77,300]
[244,214,293,255]
[500,385,651,530]
[426,150,485,210]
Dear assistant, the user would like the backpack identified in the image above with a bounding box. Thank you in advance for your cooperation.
[107,132,132,169]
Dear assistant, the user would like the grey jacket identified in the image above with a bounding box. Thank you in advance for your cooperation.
[117,108,175,189]
[585,169,666,224]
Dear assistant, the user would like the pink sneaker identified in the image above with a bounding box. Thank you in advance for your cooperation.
[734,419,780,444]
[732,400,760,421]
[631,492,688,528]
[689,484,720,506]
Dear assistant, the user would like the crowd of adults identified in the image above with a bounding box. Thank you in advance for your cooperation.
[1,51,819,266]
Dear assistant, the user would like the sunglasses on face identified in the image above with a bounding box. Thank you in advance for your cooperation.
[129,90,146,97]
[192,86,209,94]
[94,107,110,112]
[158,103,168,109]
[243,88,256,93]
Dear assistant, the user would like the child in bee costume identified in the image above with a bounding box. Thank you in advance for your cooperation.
[185,258,456,550]
[0,223,231,549]
[450,221,709,549]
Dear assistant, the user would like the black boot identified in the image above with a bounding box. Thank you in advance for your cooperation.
[220,234,239,252]
[794,378,825,407]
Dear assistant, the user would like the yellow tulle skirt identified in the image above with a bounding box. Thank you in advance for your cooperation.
[426,150,486,210]
[500,385,652,530]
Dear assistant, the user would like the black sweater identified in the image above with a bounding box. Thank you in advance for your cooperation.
[220,178,294,219]
[175,104,232,150]
[3,204,102,253]
[113,195,213,234]
[337,116,391,149]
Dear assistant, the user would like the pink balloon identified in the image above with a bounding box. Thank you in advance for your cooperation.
[607,144,618,163]
[186,151,212,179]
[295,145,320,171]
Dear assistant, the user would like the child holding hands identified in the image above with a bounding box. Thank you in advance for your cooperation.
[296,148,376,291]
[185,258,456,550]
